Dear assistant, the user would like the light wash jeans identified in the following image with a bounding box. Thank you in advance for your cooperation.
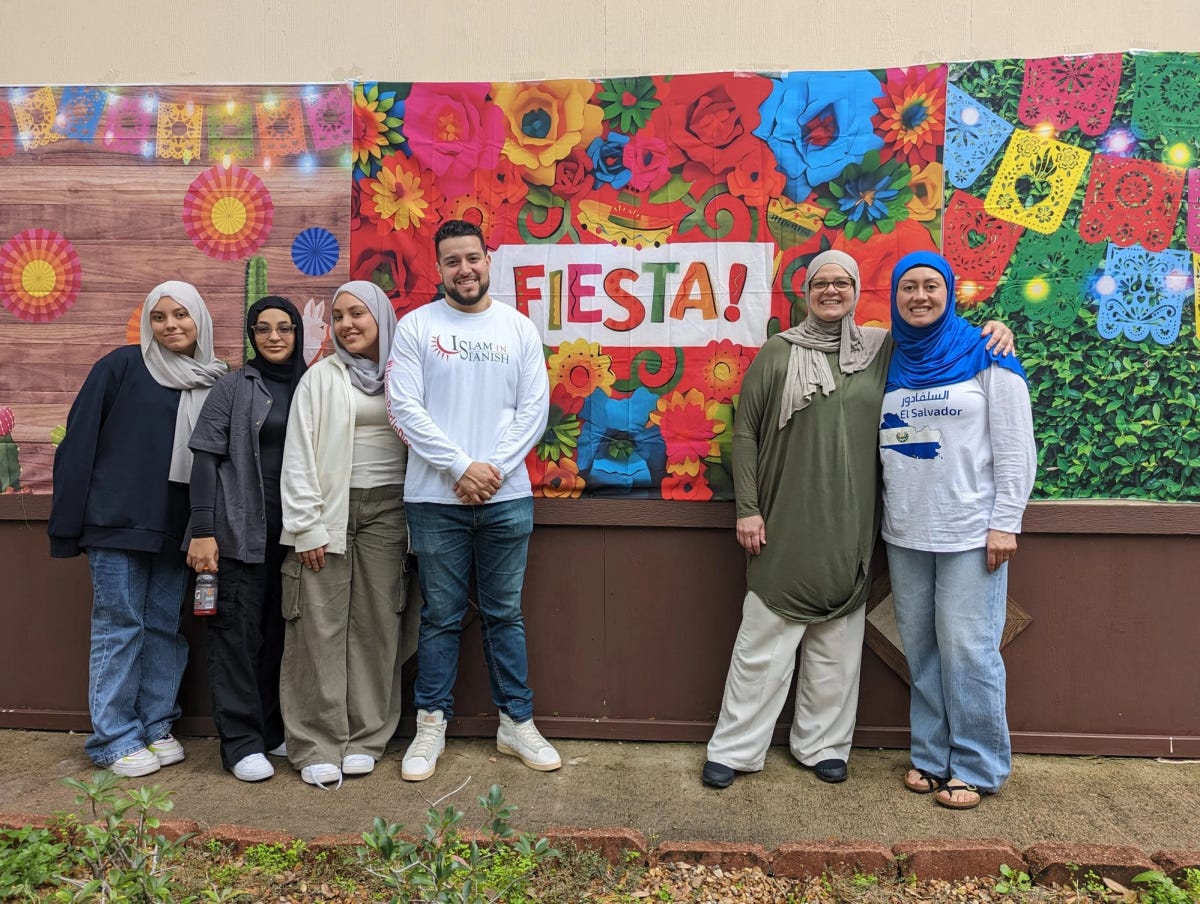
[885,543,1011,792]
[406,497,534,723]
[85,547,189,766]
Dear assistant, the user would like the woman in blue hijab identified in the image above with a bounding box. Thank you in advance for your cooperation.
[879,251,1036,810]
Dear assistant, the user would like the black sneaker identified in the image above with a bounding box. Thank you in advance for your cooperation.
[811,758,848,783]
[701,760,736,788]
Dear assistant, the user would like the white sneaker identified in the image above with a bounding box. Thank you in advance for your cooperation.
[401,709,446,781]
[266,742,287,757]
[342,753,375,775]
[109,748,161,778]
[496,713,561,771]
[232,753,274,782]
[148,734,185,766]
[300,763,342,790]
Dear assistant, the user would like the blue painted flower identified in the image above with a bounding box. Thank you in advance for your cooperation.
[577,387,667,492]
[587,133,633,190]
[754,71,885,202]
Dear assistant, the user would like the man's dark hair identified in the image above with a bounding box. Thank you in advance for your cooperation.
[433,219,486,257]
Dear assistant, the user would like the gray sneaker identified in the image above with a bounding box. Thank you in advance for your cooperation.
[401,709,446,781]
[496,713,561,771]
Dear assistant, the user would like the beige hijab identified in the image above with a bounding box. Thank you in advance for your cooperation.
[776,250,887,429]
[139,281,229,481]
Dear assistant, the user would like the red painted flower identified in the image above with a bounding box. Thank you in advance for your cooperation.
[623,130,671,192]
[661,471,714,501]
[551,146,594,200]
[873,66,946,166]
[648,388,724,474]
[529,454,585,499]
[475,155,531,207]
[661,73,774,183]
[727,146,787,208]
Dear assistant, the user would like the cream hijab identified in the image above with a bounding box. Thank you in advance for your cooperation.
[776,250,888,429]
[139,281,229,481]
[332,280,398,395]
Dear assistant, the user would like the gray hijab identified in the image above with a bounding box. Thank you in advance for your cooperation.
[139,281,229,482]
[332,280,397,395]
[776,250,888,429]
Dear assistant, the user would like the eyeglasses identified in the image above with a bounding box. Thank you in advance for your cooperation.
[253,324,296,336]
[809,279,855,292]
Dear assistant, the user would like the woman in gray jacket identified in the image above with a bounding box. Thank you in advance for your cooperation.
[186,296,306,782]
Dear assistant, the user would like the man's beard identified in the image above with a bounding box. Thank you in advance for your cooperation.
[443,276,490,308]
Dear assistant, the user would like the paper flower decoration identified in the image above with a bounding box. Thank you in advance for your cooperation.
[182,164,274,260]
[0,229,82,323]
[291,227,340,276]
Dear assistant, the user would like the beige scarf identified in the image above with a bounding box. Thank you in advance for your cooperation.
[776,250,887,429]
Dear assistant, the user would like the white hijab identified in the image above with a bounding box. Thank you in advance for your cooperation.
[139,281,229,482]
[332,280,398,395]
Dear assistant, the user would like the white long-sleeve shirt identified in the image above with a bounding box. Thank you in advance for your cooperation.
[386,299,549,505]
[880,364,1037,552]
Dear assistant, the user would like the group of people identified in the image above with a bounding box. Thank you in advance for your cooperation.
[50,220,560,789]
[49,220,1035,810]
[702,249,1035,811]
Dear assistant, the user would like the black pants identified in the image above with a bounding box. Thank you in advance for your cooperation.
[204,541,286,770]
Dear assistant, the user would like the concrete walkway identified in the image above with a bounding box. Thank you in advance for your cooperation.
[2,729,1198,853]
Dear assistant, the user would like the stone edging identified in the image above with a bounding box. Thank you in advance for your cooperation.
[2,813,1197,885]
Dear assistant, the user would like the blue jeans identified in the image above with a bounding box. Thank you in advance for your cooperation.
[406,498,534,722]
[885,543,1011,792]
[85,547,189,765]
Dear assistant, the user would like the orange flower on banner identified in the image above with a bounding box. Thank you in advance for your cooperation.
[661,471,714,501]
[474,155,531,207]
[546,338,616,399]
[182,164,274,260]
[907,162,944,222]
[530,454,585,499]
[361,154,444,235]
[727,147,787,209]
[648,388,724,475]
[874,66,945,167]
[701,339,752,403]
[492,79,604,185]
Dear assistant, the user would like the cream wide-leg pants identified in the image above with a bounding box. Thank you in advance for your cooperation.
[706,590,866,771]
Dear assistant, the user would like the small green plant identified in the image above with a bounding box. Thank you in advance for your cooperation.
[1183,869,1200,900]
[1133,870,1198,904]
[243,838,307,876]
[53,770,193,903]
[0,825,73,901]
[358,782,556,903]
[994,863,1034,894]
[851,870,879,888]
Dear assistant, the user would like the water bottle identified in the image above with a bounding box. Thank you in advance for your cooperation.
[194,573,218,616]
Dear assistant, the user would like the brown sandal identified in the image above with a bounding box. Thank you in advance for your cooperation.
[934,781,981,810]
[903,768,946,794]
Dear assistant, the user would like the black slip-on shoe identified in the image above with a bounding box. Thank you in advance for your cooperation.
[811,758,848,783]
[701,760,736,788]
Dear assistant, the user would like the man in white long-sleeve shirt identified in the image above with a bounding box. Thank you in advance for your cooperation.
[385,219,558,781]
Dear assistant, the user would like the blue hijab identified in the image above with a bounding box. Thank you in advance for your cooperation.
[886,251,1026,391]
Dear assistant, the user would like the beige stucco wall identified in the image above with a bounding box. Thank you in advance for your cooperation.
[0,0,1196,85]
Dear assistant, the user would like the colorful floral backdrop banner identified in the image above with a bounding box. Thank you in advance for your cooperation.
[3,56,1199,502]
[348,70,948,500]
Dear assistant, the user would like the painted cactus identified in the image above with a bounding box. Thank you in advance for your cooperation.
[0,406,21,492]
[244,255,268,363]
